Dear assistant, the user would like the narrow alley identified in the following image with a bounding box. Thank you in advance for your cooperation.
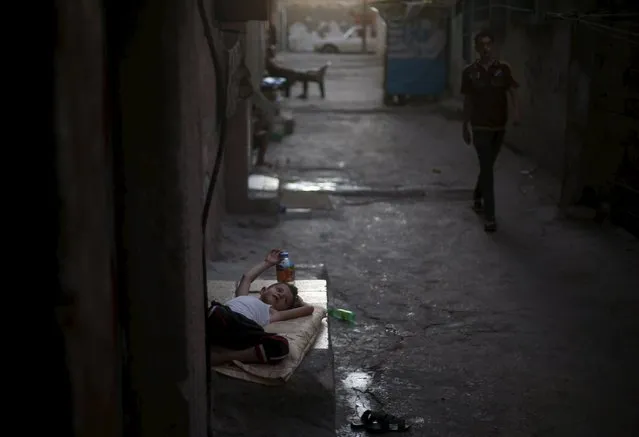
[209,53,639,437]
[49,1,639,435]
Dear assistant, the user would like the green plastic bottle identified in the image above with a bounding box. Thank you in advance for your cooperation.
[327,307,355,323]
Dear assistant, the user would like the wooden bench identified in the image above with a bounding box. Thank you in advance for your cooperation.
[207,279,334,437]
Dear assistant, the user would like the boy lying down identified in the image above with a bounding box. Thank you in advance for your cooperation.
[207,249,314,366]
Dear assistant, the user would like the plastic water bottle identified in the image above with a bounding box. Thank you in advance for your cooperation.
[276,251,295,283]
[327,307,355,323]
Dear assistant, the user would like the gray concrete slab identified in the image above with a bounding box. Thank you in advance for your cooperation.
[210,351,334,437]
[207,279,335,437]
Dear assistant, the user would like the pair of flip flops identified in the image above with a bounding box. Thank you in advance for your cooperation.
[351,410,411,434]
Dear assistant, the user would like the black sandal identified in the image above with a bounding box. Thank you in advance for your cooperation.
[351,410,411,433]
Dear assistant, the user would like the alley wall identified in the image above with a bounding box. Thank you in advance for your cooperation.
[54,0,235,435]
[499,19,571,179]
[448,7,465,99]
[55,0,120,435]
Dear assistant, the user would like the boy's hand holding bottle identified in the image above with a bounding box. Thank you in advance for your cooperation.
[264,249,282,267]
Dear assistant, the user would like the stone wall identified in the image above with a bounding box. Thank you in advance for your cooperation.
[500,20,572,179]
[116,0,237,433]
[448,8,465,95]
[54,0,240,434]
[578,22,639,195]
[55,0,120,435]
[197,5,226,256]
[561,21,596,205]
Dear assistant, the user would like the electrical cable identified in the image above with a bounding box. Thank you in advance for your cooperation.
[583,19,639,37]
[578,12,639,19]
[547,12,639,34]
[546,11,639,45]
[196,1,230,435]
[581,20,639,43]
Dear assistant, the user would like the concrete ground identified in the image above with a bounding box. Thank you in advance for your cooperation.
[209,53,639,437]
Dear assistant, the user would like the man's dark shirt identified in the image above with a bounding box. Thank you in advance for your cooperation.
[461,59,519,130]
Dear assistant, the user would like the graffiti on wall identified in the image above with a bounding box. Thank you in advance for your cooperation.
[286,6,355,52]
[383,6,448,96]
[386,15,447,60]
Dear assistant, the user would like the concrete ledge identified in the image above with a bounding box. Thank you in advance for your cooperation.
[207,279,335,437]
[227,196,281,215]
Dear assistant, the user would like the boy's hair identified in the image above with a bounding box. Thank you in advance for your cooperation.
[474,29,494,45]
[279,282,301,308]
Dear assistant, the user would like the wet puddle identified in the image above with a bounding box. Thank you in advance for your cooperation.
[284,178,473,200]
[283,179,370,194]
[343,371,373,391]
[249,173,474,204]
[248,174,279,192]
[340,370,425,434]
[342,371,374,418]
[248,174,279,200]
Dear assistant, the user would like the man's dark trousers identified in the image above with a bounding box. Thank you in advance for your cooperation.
[473,130,505,220]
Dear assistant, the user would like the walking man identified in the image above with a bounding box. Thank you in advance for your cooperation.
[461,29,520,232]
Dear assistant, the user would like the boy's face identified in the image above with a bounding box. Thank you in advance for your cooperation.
[260,283,294,311]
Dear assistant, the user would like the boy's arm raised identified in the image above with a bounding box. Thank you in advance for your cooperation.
[235,249,281,297]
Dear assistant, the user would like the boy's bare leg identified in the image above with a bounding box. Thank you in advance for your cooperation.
[210,346,261,366]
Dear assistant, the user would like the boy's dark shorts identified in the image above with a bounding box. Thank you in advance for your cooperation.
[207,301,289,364]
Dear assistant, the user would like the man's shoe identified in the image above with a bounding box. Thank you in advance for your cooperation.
[472,199,483,213]
[484,219,497,233]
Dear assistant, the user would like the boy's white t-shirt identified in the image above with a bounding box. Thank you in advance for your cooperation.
[225,295,271,327]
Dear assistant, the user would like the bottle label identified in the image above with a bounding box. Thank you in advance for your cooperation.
[276,258,291,270]
[276,256,294,282]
